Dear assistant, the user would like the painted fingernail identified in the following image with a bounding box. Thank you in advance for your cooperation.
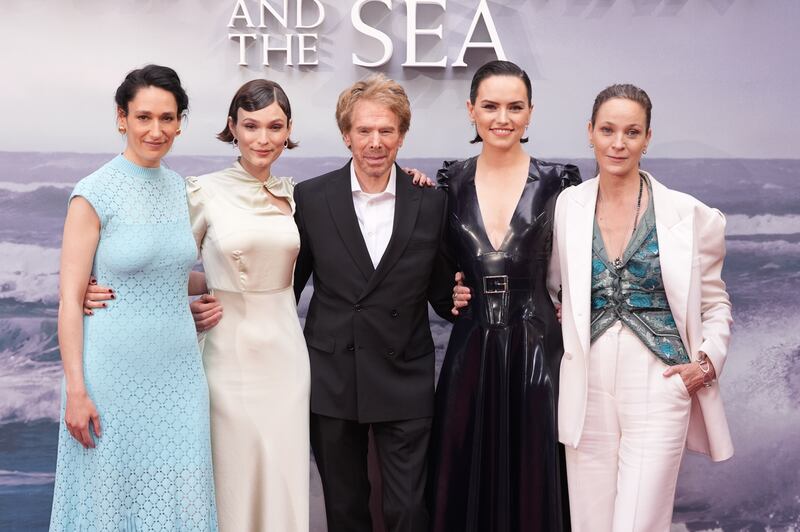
[90,279,97,285]
[110,294,115,299]
[108,289,113,293]
[102,303,107,308]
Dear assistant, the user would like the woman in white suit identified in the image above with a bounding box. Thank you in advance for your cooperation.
[548,84,733,531]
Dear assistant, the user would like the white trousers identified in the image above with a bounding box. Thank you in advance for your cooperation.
[566,321,692,532]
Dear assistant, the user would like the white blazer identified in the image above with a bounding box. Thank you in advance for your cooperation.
[548,172,734,461]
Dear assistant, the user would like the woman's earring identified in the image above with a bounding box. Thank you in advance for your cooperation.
[283,139,289,148]
[589,143,594,148]
[175,128,182,136]
[232,138,239,147]
[643,147,647,155]
[118,126,126,134]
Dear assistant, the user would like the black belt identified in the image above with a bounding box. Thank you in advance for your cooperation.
[481,275,534,294]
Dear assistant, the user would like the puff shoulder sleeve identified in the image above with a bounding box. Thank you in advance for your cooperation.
[184,176,207,254]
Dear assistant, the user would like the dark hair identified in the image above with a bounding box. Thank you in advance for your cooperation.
[468,60,532,144]
[217,79,298,149]
[590,83,652,130]
[115,64,189,116]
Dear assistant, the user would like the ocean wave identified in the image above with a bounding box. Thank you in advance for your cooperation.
[0,181,75,193]
[0,318,62,425]
[726,238,800,256]
[0,242,60,304]
[0,470,54,487]
[726,214,800,236]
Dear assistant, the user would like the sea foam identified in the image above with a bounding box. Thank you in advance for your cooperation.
[0,242,60,304]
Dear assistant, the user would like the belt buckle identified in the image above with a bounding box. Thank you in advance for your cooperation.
[483,275,509,294]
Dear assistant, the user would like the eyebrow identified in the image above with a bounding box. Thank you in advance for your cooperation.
[599,120,642,127]
[131,109,176,117]
[480,98,526,105]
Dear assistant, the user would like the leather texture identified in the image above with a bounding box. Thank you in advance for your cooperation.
[428,156,581,532]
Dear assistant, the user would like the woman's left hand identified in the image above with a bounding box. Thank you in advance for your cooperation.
[662,355,716,396]
[403,167,435,187]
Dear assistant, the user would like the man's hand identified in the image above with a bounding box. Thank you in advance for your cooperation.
[451,271,472,316]
[83,277,114,315]
[190,294,223,332]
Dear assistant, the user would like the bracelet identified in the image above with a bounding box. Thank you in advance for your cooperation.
[697,356,712,388]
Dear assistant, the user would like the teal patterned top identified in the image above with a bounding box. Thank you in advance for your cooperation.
[590,175,690,366]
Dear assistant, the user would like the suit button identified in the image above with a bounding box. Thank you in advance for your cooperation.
[346,343,355,351]
[387,348,396,357]
[391,309,399,318]
[354,304,362,312]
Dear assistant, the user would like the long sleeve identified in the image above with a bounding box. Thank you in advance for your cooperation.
[695,205,733,376]
[293,183,313,302]
[427,189,457,323]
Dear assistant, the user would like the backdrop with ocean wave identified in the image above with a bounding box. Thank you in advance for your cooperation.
[1,152,799,531]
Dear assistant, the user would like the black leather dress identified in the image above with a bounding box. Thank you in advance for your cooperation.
[428,156,580,532]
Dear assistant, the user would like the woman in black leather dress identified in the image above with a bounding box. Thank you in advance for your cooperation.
[428,60,580,532]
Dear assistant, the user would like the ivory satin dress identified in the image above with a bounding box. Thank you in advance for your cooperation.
[186,161,310,532]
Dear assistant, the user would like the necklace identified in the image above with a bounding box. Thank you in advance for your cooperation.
[598,174,644,270]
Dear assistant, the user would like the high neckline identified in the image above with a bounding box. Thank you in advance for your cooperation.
[112,154,167,179]
[232,159,282,189]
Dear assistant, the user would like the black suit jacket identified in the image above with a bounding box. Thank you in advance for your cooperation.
[294,161,454,423]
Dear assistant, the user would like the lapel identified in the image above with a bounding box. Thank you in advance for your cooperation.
[325,161,375,281]
[360,165,422,300]
[566,177,599,358]
[649,172,693,350]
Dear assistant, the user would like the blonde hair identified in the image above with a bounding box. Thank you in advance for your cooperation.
[335,74,411,135]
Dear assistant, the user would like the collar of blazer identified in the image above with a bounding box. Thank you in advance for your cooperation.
[564,171,694,358]
[325,160,423,300]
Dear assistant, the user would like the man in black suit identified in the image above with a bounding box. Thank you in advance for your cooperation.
[293,74,453,532]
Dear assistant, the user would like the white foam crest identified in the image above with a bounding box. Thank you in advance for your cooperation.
[727,238,800,256]
[0,318,63,424]
[0,470,55,487]
[0,242,60,303]
[0,181,75,193]
[725,214,800,236]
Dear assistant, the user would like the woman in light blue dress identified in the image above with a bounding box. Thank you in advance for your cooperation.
[50,65,217,531]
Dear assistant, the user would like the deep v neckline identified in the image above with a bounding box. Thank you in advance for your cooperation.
[471,160,534,252]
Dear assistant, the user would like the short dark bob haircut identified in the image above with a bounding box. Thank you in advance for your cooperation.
[217,79,298,149]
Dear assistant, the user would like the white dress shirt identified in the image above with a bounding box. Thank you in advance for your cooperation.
[350,164,396,268]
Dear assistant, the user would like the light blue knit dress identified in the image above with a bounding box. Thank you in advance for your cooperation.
[49,155,217,531]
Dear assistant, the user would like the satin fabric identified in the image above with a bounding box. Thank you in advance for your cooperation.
[428,157,580,532]
[186,161,311,532]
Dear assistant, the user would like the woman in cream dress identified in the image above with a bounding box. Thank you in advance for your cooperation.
[187,80,310,531]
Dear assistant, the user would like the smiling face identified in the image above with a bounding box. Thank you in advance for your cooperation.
[117,86,181,168]
[230,101,291,178]
[467,74,532,149]
[589,97,652,180]
[343,99,405,183]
